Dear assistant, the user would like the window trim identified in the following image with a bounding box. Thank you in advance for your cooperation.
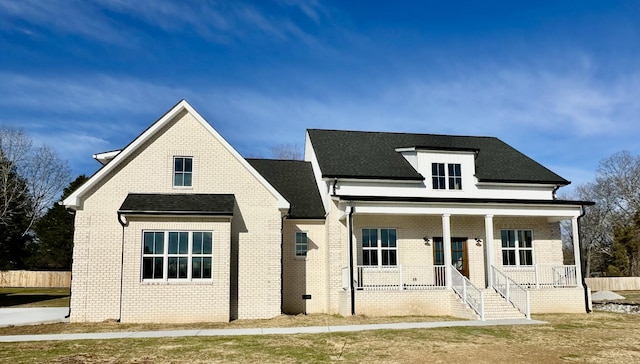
[361,227,398,267]
[500,229,534,267]
[295,231,308,259]
[173,156,193,188]
[142,230,214,282]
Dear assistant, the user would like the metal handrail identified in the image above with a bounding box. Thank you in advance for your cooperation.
[492,266,531,319]
[450,266,485,320]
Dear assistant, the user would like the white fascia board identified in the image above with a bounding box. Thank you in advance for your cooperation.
[476,181,558,189]
[63,100,290,211]
[322,177,424,184]
[351,201,583,219]
[92,150,121,165]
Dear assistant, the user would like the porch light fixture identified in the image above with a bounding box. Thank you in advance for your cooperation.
[475,238,482,246]
[423,236,431,245]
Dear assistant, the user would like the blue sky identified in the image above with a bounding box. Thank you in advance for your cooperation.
[2,1,640,191]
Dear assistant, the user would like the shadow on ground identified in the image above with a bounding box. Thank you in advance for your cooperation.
[0,293,69,307]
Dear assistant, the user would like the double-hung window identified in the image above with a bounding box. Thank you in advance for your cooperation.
[295,232,308,258]
[174,157,193,187]
[432,163,462,190]
[142,231,213,281]
[361,228,397,266]
[501,229,533,266]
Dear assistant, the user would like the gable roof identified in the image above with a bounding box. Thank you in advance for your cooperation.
[247,159,326,219]
[63,100,289,210]
[118,193,235,216]
[307,129,570,185]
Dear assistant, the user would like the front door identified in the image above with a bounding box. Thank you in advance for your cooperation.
[433,237,469,279]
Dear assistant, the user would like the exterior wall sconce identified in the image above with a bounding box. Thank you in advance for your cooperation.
[423,236,431,246]
[475,238,482,246]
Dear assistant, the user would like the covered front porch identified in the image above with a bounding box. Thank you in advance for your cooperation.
[337,198,588,319]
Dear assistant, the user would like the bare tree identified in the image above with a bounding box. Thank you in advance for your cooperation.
[565,150,640,277]
[0,127,71,236]
[270,143,303,160]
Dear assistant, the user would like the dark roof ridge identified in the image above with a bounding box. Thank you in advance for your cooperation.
[306,128,498,140]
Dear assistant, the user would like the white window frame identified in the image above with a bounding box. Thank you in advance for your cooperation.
[361,228,398,267]
[142,230,213,282]
[432,162,462,190]
[173,156,193,187]
[500,229,534,266]
[295,231,308,258]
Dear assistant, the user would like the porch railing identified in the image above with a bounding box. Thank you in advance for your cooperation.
[502,264,578,288]
[492,266,531,319]
[451,266,485,320]
[344,265,447,291]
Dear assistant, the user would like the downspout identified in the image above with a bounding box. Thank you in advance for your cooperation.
[64,206,75,319]
[577,205,591,313]
[280,213,289,315]
[116,212,128,322]
[348,203,356,316]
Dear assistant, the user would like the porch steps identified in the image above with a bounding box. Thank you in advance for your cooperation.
[481,289,527,320]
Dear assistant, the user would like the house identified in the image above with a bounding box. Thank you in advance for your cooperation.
[63,100,592,323]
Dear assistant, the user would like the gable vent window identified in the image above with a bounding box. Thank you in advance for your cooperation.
[174,157,193,187]
[432,163,462,190]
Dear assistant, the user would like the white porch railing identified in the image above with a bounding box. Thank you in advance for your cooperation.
[492,266,531,319]
[502,265,578,288]
[343,265,447,291]
[451,266,485,320]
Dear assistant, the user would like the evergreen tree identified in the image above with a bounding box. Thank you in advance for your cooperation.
[28,175,88,270]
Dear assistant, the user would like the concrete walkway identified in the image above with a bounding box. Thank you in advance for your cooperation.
[0,317,545,343]
[0,307,69,327]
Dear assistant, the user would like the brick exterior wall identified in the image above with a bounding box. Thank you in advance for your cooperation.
[70,110,282,322]
[282,220,327,314]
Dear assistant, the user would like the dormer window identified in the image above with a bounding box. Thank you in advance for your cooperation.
[432,163,462,190]
[174,157,193,187]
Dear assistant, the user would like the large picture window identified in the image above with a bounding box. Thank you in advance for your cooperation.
[142,231,213,281]
[361,228,397,266]
[432,163,462,190]
[174,157,193,187]
[501,229,533,266]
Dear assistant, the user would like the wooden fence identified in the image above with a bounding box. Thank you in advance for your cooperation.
[0,270,71,288]
[586,277,640,291]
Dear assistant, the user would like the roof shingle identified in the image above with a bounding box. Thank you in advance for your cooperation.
[118,193,235,215]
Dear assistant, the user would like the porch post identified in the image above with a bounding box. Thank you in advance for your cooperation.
[571,216,583,281]
[484,214,494,288]
[442,214,452,288]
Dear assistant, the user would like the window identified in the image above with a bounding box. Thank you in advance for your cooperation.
[295,232,308,257]
[448,164,462,190]
[432,163,462,190]
[432,163,446,189]
[142,231,213,281]
[174,157,193,187]
[501,229,533,266]
[361,228,397,266]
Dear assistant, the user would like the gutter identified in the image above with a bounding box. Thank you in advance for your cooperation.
[577,205,592,313]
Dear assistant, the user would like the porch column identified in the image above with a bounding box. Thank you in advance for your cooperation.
[484,215,494,288]
[442,214,452,288]
[572,216,583,280]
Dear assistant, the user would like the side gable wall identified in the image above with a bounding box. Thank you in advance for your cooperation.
[71,109,283,322]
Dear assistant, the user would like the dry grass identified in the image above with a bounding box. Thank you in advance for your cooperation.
[612,290,640,303]
[1,312,640,363]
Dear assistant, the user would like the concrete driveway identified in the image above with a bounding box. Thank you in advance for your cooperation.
[0,307,69,327]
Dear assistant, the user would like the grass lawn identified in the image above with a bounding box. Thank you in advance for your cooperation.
[0,288,70,308]
[612,290,640,304]
[1,312,639,363]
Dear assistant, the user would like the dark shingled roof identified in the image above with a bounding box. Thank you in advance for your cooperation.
[119,193,235,216]
[307,129,570,185]
[247,159,326,219]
